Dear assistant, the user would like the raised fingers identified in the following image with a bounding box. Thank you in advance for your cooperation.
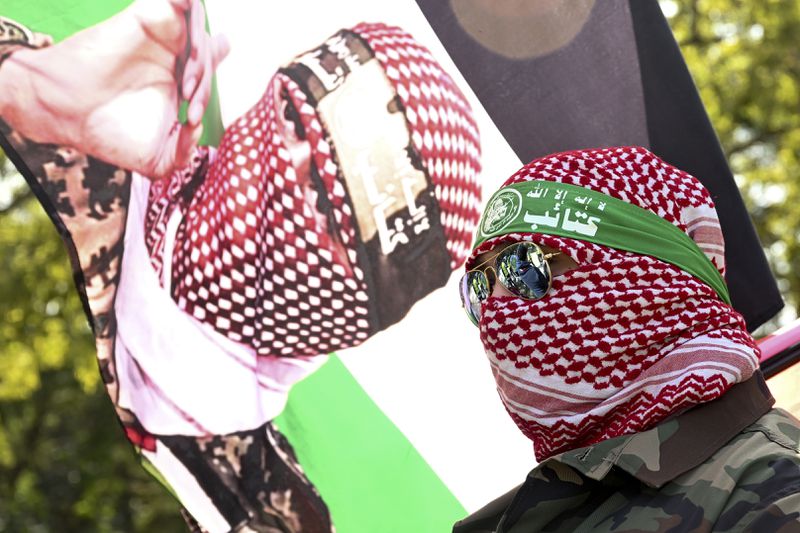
[210,33,230,71]
[175,120,204,171]
[181,0,205,99]
[188,33,229,124]
[181,0,228,126]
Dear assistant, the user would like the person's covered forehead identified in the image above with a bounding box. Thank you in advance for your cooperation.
[465,146,722,270]
[500,146,714,231]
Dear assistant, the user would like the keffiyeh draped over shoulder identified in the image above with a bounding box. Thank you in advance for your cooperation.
[469,146,760,461]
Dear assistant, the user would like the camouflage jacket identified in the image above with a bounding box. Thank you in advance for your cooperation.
[454,372,800,532]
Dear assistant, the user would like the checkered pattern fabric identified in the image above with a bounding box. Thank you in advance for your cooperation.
[145,147,209,279]
[145,23,481,357]
[469,147,760,460]
[353,23,482,269]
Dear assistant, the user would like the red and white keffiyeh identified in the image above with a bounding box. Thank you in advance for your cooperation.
[144,22,481,357]
[468,146,760,461]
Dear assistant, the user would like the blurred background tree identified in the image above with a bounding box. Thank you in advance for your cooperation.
[663,0,800,332]
[0,0,798,531]
[0,152,185,531]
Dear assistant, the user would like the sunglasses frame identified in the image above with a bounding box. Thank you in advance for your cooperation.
[460,242,561,326]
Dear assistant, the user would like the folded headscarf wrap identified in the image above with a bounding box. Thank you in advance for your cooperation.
[144,22,481,357]
[468,146,760,461]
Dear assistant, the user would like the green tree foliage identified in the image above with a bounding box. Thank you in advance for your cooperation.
[664,0,800,328]
[0,1,799,530]
[0,156,185,531]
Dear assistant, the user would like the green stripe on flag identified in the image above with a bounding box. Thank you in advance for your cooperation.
[2,0,133,42]
[276,355,466,533]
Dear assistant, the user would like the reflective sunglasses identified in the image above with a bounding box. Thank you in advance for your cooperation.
[459,242,561,326]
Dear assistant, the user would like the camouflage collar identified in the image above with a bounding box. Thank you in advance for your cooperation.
[550,372,774,488]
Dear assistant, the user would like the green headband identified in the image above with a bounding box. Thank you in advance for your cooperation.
[473,181,731,304]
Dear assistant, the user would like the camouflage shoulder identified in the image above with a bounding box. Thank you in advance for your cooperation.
[703,409,800,531]
[745,408,800,451]
[731,490,800,532]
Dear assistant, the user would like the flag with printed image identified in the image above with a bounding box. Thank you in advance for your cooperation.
[0,1,782,531]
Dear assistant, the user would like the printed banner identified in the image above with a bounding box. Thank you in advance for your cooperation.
[0,1,783,531]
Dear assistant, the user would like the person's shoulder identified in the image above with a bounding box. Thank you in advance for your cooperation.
[732,407,800,490]
[744,407,800,449]
[698,408,800,531]
[725,407,800,466]
[696,407,800,478]
[603,408,800,532]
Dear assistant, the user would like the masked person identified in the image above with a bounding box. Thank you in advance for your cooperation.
[455,146,800,532]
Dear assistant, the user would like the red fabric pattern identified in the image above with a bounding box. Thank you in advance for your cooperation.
[471,147,759,461]
[167,75,373,357]
[145,23,482,357]
[509,373,733,459]
[353,23,482,269]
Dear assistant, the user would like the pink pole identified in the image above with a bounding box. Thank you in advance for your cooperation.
[757,318,800,364]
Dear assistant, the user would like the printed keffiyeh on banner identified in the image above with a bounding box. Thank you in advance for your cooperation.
[470,147,761,460]
[145,23,481,357]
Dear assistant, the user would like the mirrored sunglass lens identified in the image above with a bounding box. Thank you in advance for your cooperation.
[497,243,551,299]
[460,271,490,326]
